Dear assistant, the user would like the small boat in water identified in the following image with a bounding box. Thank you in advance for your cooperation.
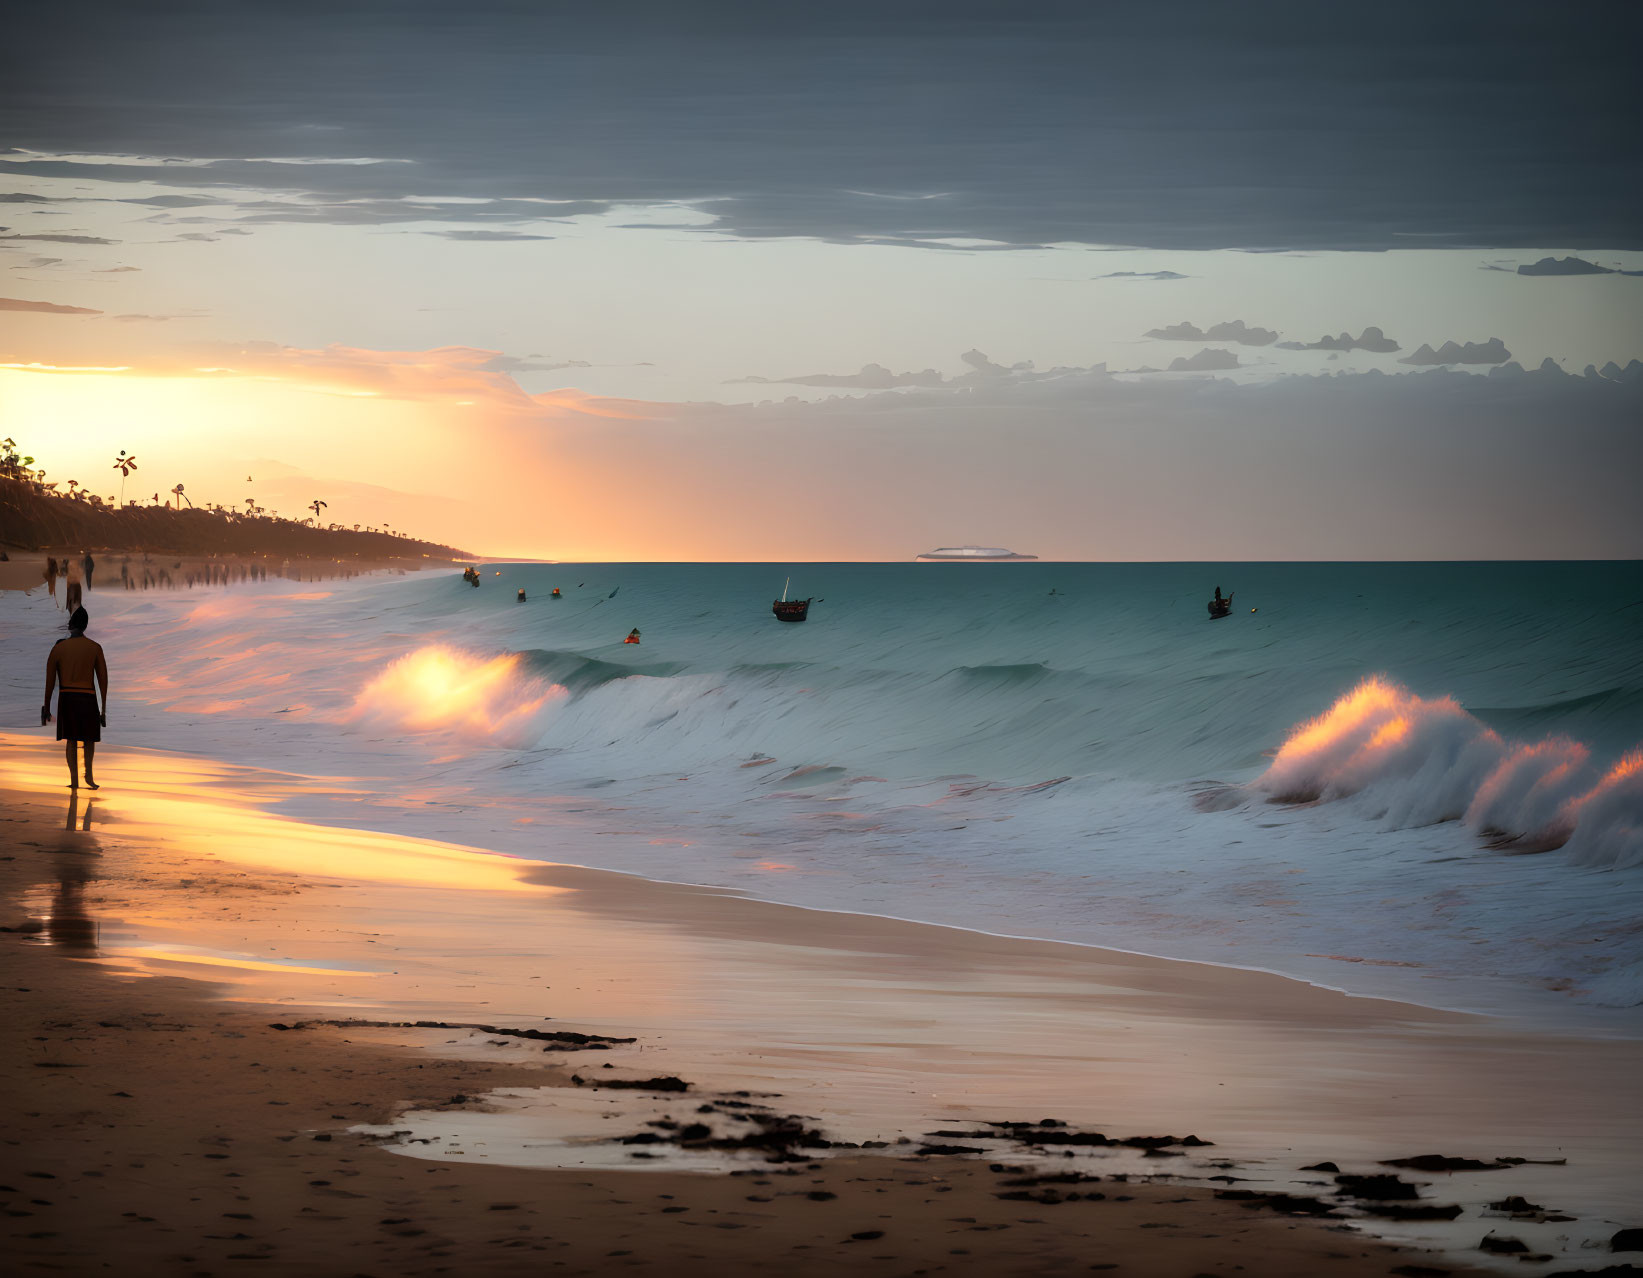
[773,577,812,622]
[917,545,1038,561]
[1207,588,1233,620]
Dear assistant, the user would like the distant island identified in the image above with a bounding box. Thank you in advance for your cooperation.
[916,546,1039,561]
[0,444,470,563]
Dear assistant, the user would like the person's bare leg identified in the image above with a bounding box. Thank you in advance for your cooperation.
[83,741,98,790]
[65,740,79,789]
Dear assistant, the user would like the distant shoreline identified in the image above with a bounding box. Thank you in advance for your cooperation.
[0,547,443,596]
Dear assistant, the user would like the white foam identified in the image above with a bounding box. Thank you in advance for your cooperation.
[1254,677,1642,867]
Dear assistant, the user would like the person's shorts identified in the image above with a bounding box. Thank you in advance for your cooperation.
[56,691,101,742]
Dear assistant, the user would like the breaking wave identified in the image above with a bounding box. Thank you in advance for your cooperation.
[347,645,567,747]
[1256,677,1643,868]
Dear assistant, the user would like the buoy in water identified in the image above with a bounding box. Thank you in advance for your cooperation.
[517,588,527,602]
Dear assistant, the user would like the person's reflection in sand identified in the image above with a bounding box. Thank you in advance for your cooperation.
[48,793,98,952]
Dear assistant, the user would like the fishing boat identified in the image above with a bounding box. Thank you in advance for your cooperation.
[1207,592,1233,619]
[772,577,812,623]
[917,545,1038,561]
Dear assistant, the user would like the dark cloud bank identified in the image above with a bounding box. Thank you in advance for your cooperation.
[3,0,1638,251]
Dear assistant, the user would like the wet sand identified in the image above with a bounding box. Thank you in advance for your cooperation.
[3,737,1634,1275]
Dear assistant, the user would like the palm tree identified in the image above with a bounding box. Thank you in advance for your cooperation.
[66,479,80,499]
[171,483,191,509]
[309,499,327,521]
[112,450,138,506]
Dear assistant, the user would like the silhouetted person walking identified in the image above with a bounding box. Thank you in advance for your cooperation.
[64,556,83,612]
[43,556,59,606]
[43,606,108,791]
[82,550,95,591]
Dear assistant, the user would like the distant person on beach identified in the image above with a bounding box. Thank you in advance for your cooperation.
[43,605,108,791]
[82,551,95,590]
[64,556,83,611]
[44,556,59,605]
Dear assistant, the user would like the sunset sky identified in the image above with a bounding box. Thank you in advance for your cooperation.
[2,1,1639,560]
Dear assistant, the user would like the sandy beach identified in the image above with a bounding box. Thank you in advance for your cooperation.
[4,735,1638,1275]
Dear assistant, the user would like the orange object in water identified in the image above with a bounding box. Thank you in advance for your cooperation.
[624,628,641,645]
[551,588,561,597]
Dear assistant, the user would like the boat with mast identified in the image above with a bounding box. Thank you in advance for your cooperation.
[772,576,812,622]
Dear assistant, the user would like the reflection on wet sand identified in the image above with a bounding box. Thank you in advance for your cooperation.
[45,793,98,952]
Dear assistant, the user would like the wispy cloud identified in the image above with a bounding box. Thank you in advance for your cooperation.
[425,229,554,242]
[112,311,207,323]
[0,232,118,245]
[26,342,659,420]
[0,295,101,315]
[1,148,409,168]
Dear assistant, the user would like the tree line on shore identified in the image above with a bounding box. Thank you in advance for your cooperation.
[0,441,469,560]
